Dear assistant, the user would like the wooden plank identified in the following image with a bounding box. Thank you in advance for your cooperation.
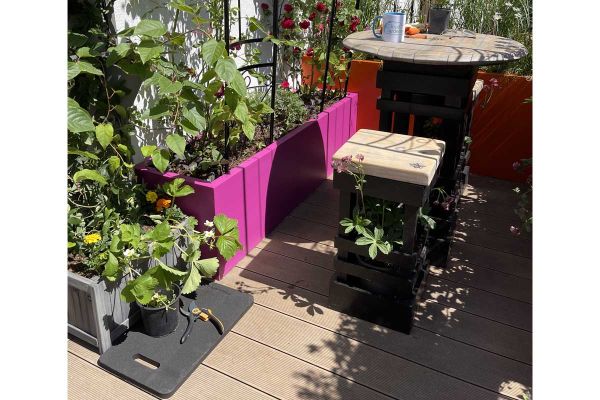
[233,305,511,400]
[68,338,276,400]
[275,215,337,247]
[303,187,338,211]
[219,267,531,399]
[452,227,532,258]
[204,333,394,400]
[238,246,332,296]
[430,264,532,303]
[68,353,155,400]
[456,210,530,239]
[423,276,532,331]
[449,242,532,279]
[255,231,336,270]
[415,300,532,364]
[290,201,339,228]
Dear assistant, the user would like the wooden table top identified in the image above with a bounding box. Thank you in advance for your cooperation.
[343,30,528,66]
[333,129,445,186]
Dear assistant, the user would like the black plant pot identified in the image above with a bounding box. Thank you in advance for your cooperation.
[428,8,451,34]
[137,284,181,337]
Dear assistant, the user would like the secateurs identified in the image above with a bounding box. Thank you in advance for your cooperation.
[179,299,225,344]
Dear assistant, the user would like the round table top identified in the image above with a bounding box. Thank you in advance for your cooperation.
[343,30,528,66]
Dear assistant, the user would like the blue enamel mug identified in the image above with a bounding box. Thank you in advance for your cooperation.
[372,12,406,43]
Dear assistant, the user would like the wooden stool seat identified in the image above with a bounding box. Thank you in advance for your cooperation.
[332,129,445,186]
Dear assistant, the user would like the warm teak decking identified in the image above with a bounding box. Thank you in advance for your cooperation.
[68,174,532,400]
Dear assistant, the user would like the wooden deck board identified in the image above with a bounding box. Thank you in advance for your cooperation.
[68,174,532,400]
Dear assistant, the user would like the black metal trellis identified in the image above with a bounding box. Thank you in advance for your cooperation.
[223,0,279,160]
[319,0,338,113]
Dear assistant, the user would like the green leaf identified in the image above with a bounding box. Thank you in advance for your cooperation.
[159,80,183,95]
[141,145,157,157]
[151,148,170,173]
[169,2,196,13]
[200,69,217,84]
[374,227,384,240]
[134,19,167,38]
[142,101,170,119]
[136,40,164,64]
[120,274,159,304]
[234,101,249,123]
[376,241,392,255]
[68,149,99,160]
[148,221,171,242]
[73,169,107,186]
[355,236,373,246]
[76,47,95,58]
[108,155,120,172]
[158,260,187,276]
[214,214,242,260]
[242,120,255,140]
[162,178,194,198]
[215,58,238,82]
[78,61,103,75]
[229,72,247,97]
[102,252,120,282]
[107,43,132,66]
[202,39,226,66]
[67,98,95,133]
[195,258,219,277]
[181,266,201,294]
[120,223,141,245]
[165,134,186,158]
[67,62,80,80]
[182,107,206,131]
[95,122,114,149]
[368,243,378,259]
[68,242,76,248]
[68,32,88,48]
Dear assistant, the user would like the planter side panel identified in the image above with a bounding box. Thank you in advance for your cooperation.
[264,114,329,234]
[349,92,358,138]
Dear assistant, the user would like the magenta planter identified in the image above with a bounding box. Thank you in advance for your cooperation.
[136,93,358,279]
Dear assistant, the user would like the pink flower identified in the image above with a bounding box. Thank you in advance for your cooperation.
[341,155,352,162]
[512,161,521,171]
[510,226,521,236]
[306,47,314,57]
[260,3,269,10]
[315,2,327,12]
[293,46,301,55]
[308,12,316,21]
[283,3,293,13]
[299,19,310,30]
[356,153,364,162]
[317,23,324,32]
[490,77,499,88]
[280,80,290,89]
[281,17,295,29]
[230,42,241,51]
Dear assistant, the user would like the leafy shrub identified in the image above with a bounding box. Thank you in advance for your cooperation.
[274,89,309,135]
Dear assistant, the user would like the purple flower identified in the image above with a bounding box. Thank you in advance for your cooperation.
[441,202,450,211]
[510,226,521,236]
[512,161,521,171]
[341,155,352,162]
[356,153,364,162]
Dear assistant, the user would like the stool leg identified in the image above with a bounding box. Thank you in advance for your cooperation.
[402,205,419,253]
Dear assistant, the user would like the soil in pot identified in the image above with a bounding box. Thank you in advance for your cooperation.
[137,284,181,337]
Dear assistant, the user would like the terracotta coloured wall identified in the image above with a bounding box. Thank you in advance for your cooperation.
[346,60,532,183]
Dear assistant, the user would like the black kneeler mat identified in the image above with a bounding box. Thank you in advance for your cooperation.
[98,282,253,398]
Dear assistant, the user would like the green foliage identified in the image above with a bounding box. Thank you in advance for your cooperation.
[274,89,309,136]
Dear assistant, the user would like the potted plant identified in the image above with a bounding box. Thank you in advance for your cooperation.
[67,2,241,350]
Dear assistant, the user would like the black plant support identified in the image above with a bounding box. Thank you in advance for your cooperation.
[319,0,338,113]
[223,0,279,152]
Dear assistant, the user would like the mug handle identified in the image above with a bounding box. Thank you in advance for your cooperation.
[372,16,382,38]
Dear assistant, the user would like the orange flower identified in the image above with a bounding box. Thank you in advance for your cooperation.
[156,198,172,212]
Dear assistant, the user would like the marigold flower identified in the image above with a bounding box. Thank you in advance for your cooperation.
[83,233,102,245]
[156,198,172,212]
[284,3,293,12]
[299,19,310,30]
[146,191,158,203]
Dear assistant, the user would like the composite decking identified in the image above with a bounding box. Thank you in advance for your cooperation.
[68,174,532,400]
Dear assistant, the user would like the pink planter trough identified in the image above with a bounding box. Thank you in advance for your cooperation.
[136,93,358,278]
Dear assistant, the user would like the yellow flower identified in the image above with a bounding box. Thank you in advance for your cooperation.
[156,198,172,212]
[146,191,158,203]
[83,233,102,245]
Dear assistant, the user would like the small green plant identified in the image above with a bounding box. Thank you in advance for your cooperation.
[511,158,532,236]
[333,154,435,260]
[274,88,309,135]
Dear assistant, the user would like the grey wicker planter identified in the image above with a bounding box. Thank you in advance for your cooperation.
[68,271,139,354]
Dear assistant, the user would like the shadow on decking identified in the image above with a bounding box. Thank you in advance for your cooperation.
[227,175,531,399]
